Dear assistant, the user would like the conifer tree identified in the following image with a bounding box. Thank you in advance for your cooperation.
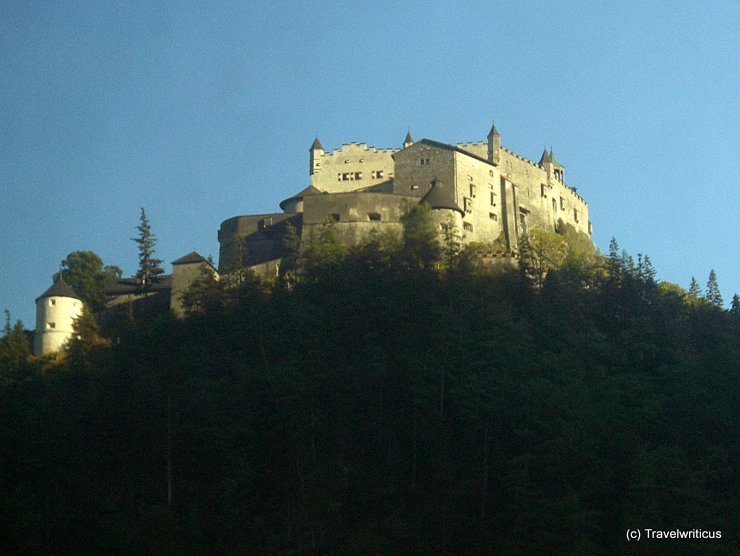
[705,269,723,307]
[1,310,31,369]
[730,294,740,317]
[607,237,622,281]
[688,277,701,298]
[401,202,440,269]
[132,208,164,289]
[281,221,301,274]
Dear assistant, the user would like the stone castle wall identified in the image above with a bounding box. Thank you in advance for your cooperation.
[218,126,593,274]
[310,143,397,193]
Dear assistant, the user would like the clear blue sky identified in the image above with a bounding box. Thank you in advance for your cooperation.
[2,1,738,327]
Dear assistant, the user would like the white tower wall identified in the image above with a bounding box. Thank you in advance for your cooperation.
[33,295,82,356]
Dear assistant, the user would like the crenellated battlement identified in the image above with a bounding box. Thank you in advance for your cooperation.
[221,123,593,274]
[320,142,400,157]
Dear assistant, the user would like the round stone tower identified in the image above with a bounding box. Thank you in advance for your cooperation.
[33,275,83,357]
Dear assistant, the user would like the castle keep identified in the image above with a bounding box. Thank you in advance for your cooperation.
[218,124,591,274]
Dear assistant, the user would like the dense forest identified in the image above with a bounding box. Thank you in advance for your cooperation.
[1,209,738,554]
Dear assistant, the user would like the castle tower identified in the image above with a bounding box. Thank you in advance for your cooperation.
[539,146,553,180]
[309,136,324,176]
[403,130,414,149]
[170,251,217,318]
[487,123,501,165]
[33,275,83,356]
[549,147,565,183]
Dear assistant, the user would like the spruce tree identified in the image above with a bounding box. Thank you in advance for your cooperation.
[730,294,740,317]
[705,269,723,307]
[132,208,164,289]
[688,277,701,298]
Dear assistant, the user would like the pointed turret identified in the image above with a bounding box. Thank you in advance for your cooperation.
[310,136,323,151]
[538,146,550,166]
[549,147,563,168]
[309,136,324,176]
[487,122,501,165]
[549,147,564,182]
[403,129,414,149]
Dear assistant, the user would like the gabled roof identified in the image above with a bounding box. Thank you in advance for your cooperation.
[421,180,464,215]
[171,251,208,265]
[103,275,172,295]
[36,275,81,301]
[310,137,324,151]
[416,139,494,166]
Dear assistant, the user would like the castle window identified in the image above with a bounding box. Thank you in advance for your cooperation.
[344,160,349,164]
[541,184,547,198]
[47,322,56,329]
[420,157,430,165]
[489,212,498,221]
[371,170,384,179]
[354,172,362,180]
[490,192,496,206]
[330,213,340,222]
[469,184,476,198]
[259,217,272,230]
[464,197,473,213]
[463,222,473,232]
[359,159,364,163]
[368,212,381,221]
[560,197,565,210]
[50,299,56,306]
[337,173,342,181]
[588,221,593,235]
[341,172,350,181]
[468,175,473,181]
[552,198,557,212]
[411,184,419,190]
[489,170,494,177]
[574,208,580,223]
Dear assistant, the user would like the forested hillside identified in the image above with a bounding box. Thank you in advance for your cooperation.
[1,212,738,554]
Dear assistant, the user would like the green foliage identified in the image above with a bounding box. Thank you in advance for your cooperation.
[180,264,223,316]
[400,202,440,268]
[301,217,344,279]
[705,269,723,307]
[0,311,34,384]
[1,237,738,554]
[731,294,740,317]
[56,251,122,311]
[688,276,701,298]
[132,208,164,288]
[280,221,301,273]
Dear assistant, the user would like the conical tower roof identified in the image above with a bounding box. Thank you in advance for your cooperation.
[421,180,463,215]
[549,147,563,169]
[36,274,80,301]
[310,136,324,151]
[538,146,550,165]
[404,130,414,145]
[488,122,500,137]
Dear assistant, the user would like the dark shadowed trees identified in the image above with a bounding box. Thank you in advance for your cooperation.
[132,208,164,289]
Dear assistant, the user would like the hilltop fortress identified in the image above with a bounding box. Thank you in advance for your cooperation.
[34,123,592,356]
[218,124,591,275]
